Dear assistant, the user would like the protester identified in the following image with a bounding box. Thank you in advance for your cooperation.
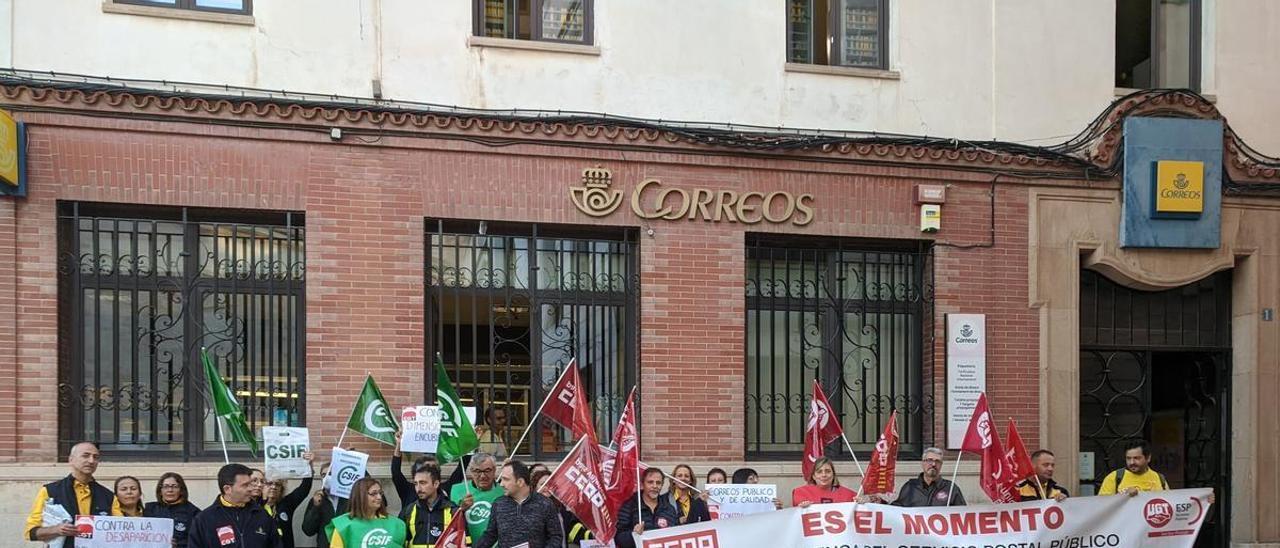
[614,467,679,548]
[325,478,407,548]
[475,406,511,458]
[392,429,439,508]
[663,464,711,525]
[889,447,965,507]
[263,451,315,548]
[188,463,279,548]
[475,460,563,548]
[249,468,266,505]
[531,463,550,477]
[706,468,728,485]
[400,464,465,547]
[731,467,783,509]
[144,472,201,548]
[449,452,503,542]
[1018,450,1070,502]
[792,457,856,507]
[113,475,144,517]
[1097,439,1215,504]
[301,461,349,548]
[23,441,120,545]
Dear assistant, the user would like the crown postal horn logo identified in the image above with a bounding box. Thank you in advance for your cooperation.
[570,166,623,217]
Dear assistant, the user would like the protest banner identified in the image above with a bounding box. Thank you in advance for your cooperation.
[263,426,311,479]
[705,484,777,520]
[633,489,1212,548]
[327,447,370,498]
[400,405,442,453]
[76,516,173,548]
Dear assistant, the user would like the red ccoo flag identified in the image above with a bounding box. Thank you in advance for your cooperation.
[542,358,597,443]
[803,380,845,480]
[959,393,1018,503]
[543,437,617,541]
[435,510,469,548]
[1005,419,1036,485]
[859,411,899,496]
[602,387,639,514]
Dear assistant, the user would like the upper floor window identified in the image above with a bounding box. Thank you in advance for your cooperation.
[788,0,888,70]
[1116,0,1202,90]
[474,0,594,45]
[113,0,252,15]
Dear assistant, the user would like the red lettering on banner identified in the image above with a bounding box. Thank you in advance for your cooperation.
[642,530,719,548]
[1045,506,1065,529]
[823,511,846,534]
[851,510,891,534]
[800,512,822,537]
[1000,509,1021,532]
[949,512,977,535]
[903,513,927,535]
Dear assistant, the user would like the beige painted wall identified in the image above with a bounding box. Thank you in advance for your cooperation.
[6,0,1280,152]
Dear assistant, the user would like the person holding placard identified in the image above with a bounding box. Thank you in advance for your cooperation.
[23,441,122,545]
[791,457,856,508]
[731,467,783,510]
[188,463,279,548]
[114,476,145,517]
[661,464,710,526]
[449,452,503,543]
[400,464,465,548]
[263,451,315,548]
[144,473,201,548]
[324,478,407,548]
[705,468,727,485]
[392,428,440,508]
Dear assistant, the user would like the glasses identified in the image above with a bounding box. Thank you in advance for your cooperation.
[472,468,496,475]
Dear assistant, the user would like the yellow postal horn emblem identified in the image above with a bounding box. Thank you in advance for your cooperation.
[570,166,623,217]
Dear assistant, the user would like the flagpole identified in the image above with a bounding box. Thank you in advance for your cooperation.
[946,450,962,507]
[215,416,230,464]
[504,358,577,464]
[335,372,371,449]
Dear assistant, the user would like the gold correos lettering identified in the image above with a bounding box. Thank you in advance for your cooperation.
[688,188,715,221]
[715,190,739,222]
[793,194,816,226]
[657,186,690,220]
[631,178,664,219]
[762,191,796,223]
[622,177,812,225]
[736,192,765,224]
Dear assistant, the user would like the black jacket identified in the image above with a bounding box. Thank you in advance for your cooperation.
[614,497,679,548]
[398,494,460,547]
[188,498,280,548]
[265,477,313,548]
[144,500,201,548]
[33,475,115,547]
[892,474,966,507]
[301,493,349,548]
[659,491,711,526]
[474,491,564,548]
[391,454,415,509]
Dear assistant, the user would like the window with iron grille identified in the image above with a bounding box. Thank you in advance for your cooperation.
[788,0,889,70]
[425,220,638,459]
[57,203,304,458]
[113,0,252,15]
[474,0,594,45]
[745,235,931,459]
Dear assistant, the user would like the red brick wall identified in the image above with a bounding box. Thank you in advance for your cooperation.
[0,111,1043,462]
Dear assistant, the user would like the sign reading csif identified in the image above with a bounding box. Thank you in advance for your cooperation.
[327,447,369,499]
[262,426,311,480]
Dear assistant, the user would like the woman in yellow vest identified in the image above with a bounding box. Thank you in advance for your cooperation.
[113,476,144,517]
[327,478,408,548]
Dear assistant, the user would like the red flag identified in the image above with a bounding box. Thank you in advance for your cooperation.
[543,437,617,541]
[802,380,845,480]
[542,358,597,443]
[959,393,1018,503]
[602,388,639,514]
[1005,419,1036,484]
[435,510,468,548]
[859,411,899,496]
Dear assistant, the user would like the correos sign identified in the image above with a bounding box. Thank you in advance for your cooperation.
[570,167,815,226]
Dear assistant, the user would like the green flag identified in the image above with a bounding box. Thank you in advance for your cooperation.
[346,375,399,446]
[200,348,259,455]
[435,360,479,463]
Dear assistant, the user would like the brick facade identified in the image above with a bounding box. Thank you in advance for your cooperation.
[0,101,1055,464]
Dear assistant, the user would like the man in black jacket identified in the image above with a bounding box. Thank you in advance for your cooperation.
[188,463,280,548]
[399,464,466,547]
[891,447,966,507]
[475,460,563,548]
[23,441,119,546]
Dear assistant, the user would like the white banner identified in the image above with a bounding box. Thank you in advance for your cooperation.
[263,426,312,479]
[634,489,1212,548]
[706,484,777,520]
[327,447,369,499]
[76,516,173,548]
[401,405,442,454]
[946,313,987,448]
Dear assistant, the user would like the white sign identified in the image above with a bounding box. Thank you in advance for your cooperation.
[946,313,987,448]
[263,426,311,480]
[327,447,369,499]
[634,489,1212,548]
[401,405,442,454]
[78,516,173,548]
[706,484,777,520]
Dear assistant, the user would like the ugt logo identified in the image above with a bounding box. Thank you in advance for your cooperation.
[1145,499,1174,528]
[643,530,719,548]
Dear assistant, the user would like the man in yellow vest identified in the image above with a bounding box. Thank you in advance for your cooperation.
[400,464,466,547]
[1098,439,1215,504]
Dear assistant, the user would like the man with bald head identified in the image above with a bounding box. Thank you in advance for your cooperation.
[24,441,121,544]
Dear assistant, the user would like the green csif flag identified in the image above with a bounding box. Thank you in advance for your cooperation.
[200,348,259,455]
[435,359,479,463]
[346,375,400,446]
